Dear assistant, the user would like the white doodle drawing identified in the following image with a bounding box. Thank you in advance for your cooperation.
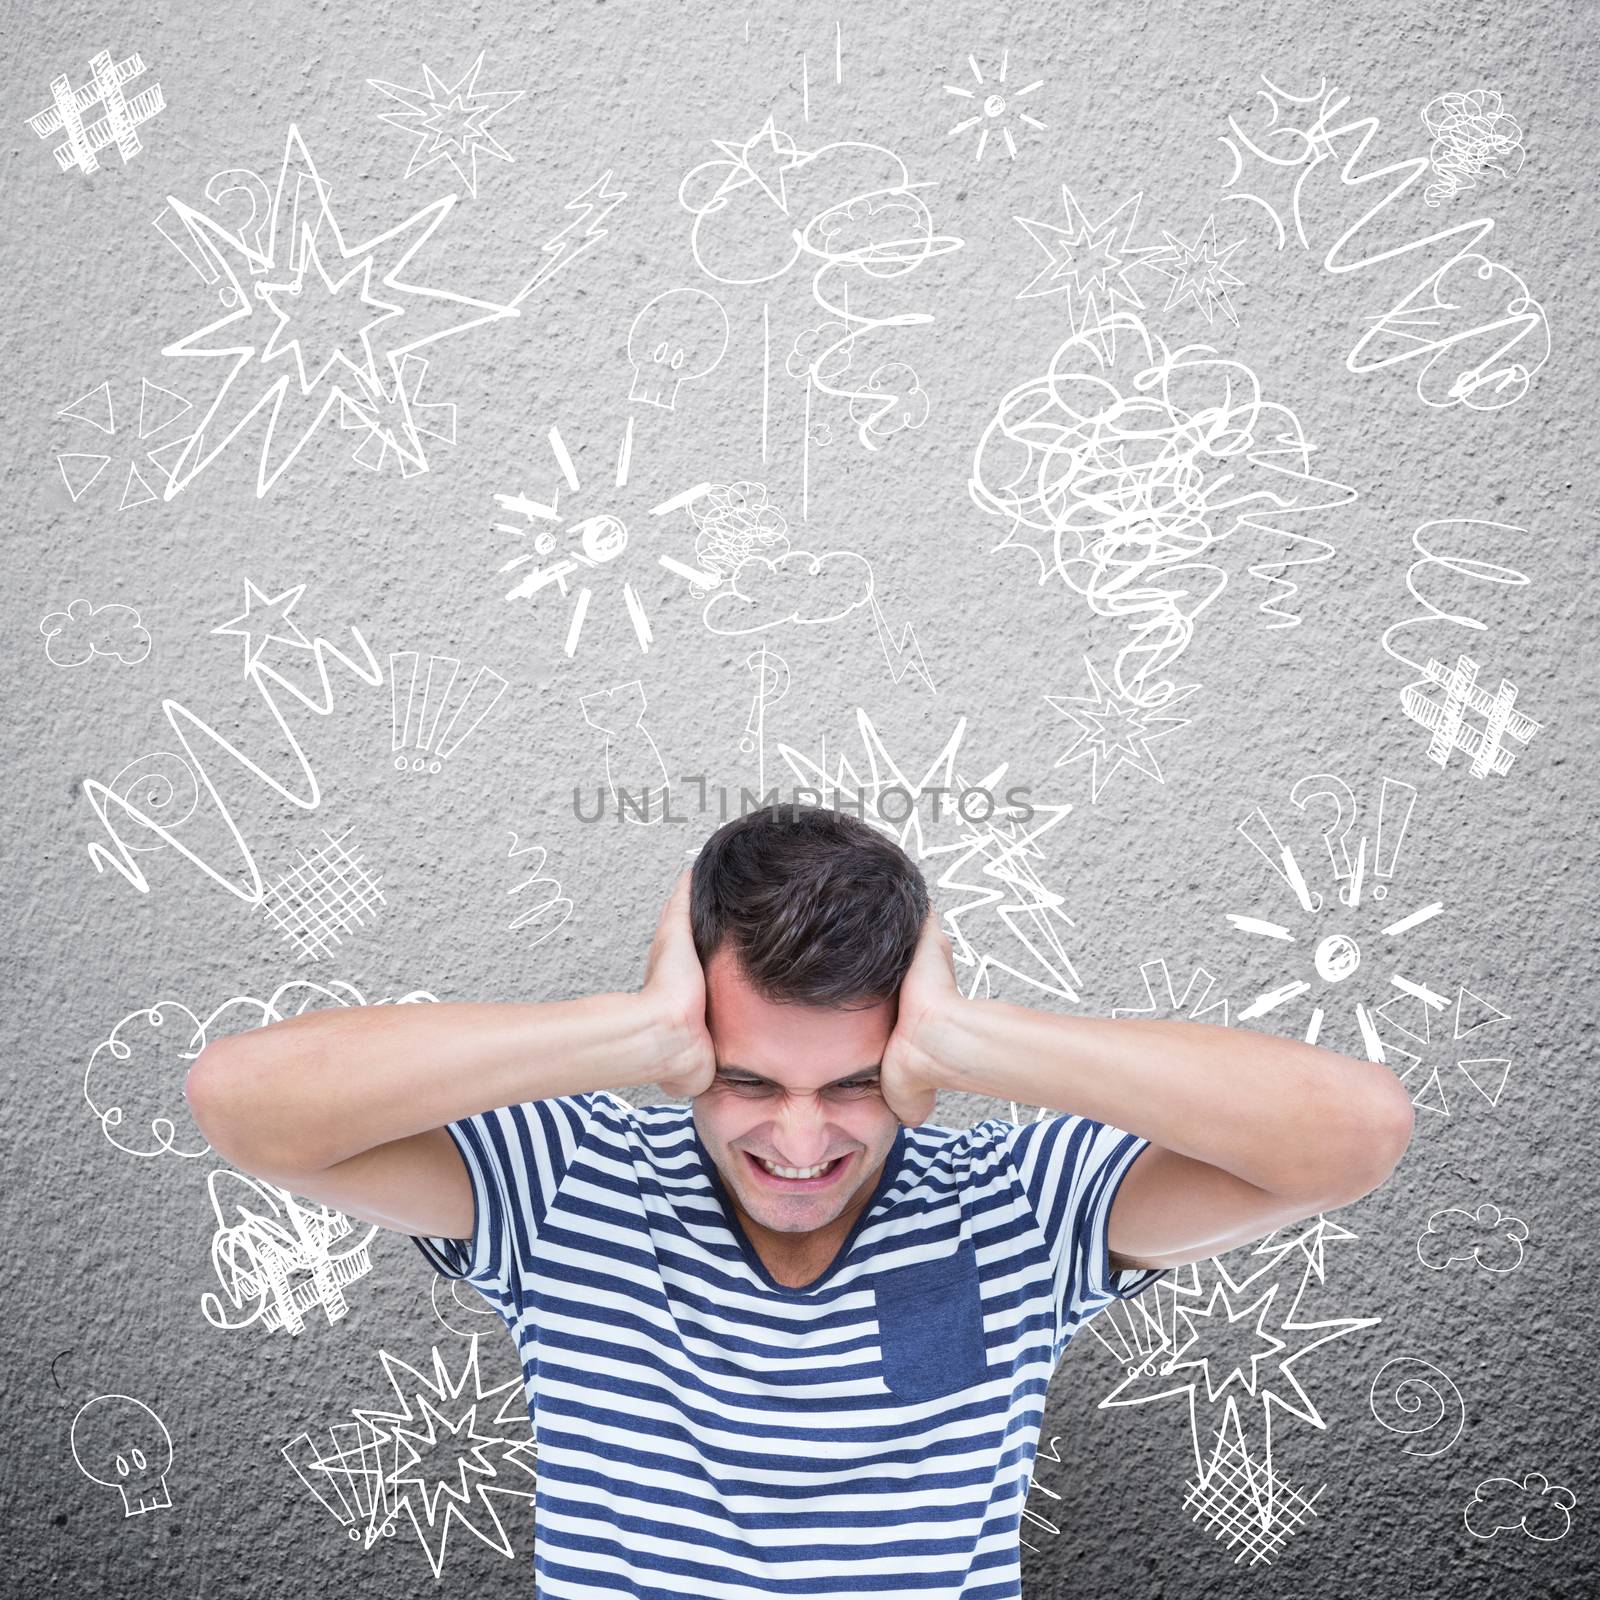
[971,311,1353,795]
[1416,1201,1528,1275]
[1380,519,1544,778]
[40,600,151,668]
[1099,1218,1376,1564]
[778,709,1079,1006]
[27,50,164,175]
[84,981,435,1158]
[82,578,382,905]
[1013,188,1160,356]
[1044,658,1198,803]
[283,1334,538,1578]
[202,1169,377,1335]
[1229,772,1446,1063]
[507,167,627,309]
[1111,959,1232,1028]
[1463,1472,1577,1542]
[84,1000,211,1160]
[1367,1355,1466,1457]
[1379,980,1511,1120]
[505,832,574,947]
[1218,74,1548,409]
[736,643,790,794]
[942,51,1046,163]
[54,377,191,508]
[368,53,523,199]
[1145,215,1248,327]
[345,353,457,475]
[491,420,710,655]
[389,652,508,774]
[258,828,386,961]
[627,289,730,409]
[153,126,517,498]
[679,116,961,514]
[429,1273,502,1339]
[677,480,936,695]
[578,680,673,825]
[1422,91,1525,207]
[70,1395,174,1516]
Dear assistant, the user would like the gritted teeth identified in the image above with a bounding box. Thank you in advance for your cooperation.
[755,1154,841,1180]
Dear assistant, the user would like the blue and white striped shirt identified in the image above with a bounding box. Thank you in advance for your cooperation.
[410,1092,1169,1598]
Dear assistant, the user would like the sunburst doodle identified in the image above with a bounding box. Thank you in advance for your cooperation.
[942,51,1046,163]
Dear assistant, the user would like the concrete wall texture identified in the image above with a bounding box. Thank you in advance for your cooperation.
[3,0,1596,1595]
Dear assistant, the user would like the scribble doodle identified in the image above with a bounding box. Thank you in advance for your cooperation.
[1422,91,1525,207]
[1218,74,1548,408]
[82,579,382,906]
[505,831,574,947]
[1380,519,1544,778]
[942,51,1047,163]
[40,599,151,668]
[627,289,729,408]
[27,50,165,175]
[283,1335,538,1578]
[368,53,524,199]
[1368,1355,1466,1457]
[686,481,790,580]
[1463,1472,1578,1542]
[70,1396,174,1517]
[202,1169,377,1335]
[970,310,1354,788]
[389,652,508,773]
[258,828,386,961]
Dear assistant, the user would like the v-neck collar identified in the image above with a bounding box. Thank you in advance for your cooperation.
[690,1118,907,1297]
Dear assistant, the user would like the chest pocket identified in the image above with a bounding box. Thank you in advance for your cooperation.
[873,1236,990,1402]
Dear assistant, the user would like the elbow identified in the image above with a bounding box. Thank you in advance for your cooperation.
[184,1035,282,1169]
[1334,1072,1417,1202]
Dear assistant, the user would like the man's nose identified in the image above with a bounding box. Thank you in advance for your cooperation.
[770,1093,835,1163]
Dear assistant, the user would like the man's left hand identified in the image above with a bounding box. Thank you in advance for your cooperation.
[881,908,961,1127]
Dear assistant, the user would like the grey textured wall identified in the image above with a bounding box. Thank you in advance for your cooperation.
[4,0,1597,1595]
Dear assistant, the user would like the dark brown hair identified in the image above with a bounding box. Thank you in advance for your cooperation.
[690,804,931,1009]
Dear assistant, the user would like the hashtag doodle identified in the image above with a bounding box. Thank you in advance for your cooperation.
[26,50,165,175]
[1401,655,1541,778]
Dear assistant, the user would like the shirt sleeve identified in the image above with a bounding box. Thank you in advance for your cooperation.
[408,1092,606,1313]
[987,1112,1172,1349]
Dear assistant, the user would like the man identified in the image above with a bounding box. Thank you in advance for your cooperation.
[185,803,1414,1598]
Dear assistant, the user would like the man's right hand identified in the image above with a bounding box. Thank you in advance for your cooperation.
[640,868,717,1100]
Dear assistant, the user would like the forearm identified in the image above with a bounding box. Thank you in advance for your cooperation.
[185,991,677,1174]
[921,1000,1413,1201]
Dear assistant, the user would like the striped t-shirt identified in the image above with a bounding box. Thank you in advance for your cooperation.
[410,1091,1169,1598]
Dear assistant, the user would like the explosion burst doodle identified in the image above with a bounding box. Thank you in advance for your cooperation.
[490,418,710,656]
[155,125,516,498]
[942,51,1047,163]
[369,53,524,199]
[283,1335,538,1580]
[1145,214,1248,326]
[1013,188,1161,355]
[1227,772,1446,1062]
[777,707,1081,1005]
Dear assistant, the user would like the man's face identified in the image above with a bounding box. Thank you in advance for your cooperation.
[692,944,901,1236]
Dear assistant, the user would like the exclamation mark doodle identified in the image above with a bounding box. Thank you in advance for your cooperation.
[389,653,508,774]
[1371,776,1419,902]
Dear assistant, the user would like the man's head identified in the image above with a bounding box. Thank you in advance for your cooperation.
[688,804,930,1236]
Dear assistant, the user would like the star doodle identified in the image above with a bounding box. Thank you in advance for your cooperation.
[710,114,805,213]
[1146,215,1248,326]
[369,53,524,199]
[211,579,312,672]
[1045,657,1198,801]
